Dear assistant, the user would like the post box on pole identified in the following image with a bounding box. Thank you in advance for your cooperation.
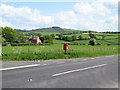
[63,43,68,54]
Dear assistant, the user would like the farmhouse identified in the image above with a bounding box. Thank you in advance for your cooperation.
[29,35,42,44]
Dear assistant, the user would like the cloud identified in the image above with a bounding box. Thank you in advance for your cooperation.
[0,1,118,31]
[0,4,54,29]
[98,0,119,7]
[54,1,117,31]
[0,17,14,27]
[74,2,111,16]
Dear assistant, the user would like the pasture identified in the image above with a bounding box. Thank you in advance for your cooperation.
[73,39,119,45]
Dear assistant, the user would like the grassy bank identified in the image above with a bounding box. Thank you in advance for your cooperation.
[2,44,119,61]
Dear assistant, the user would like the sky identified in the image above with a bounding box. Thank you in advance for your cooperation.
[0,0,119,32]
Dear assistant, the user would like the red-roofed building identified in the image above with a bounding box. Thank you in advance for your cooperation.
[29,35,42,44]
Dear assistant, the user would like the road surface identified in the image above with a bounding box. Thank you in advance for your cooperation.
[2,55,119,88]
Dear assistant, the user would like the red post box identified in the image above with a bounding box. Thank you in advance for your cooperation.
[63,43,68,50]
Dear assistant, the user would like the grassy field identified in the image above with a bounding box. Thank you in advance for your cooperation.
[53,40,71,44]
[62,33,119,40]
[2,44,119,61]
[1,32,119,61]
[73,39,119,45]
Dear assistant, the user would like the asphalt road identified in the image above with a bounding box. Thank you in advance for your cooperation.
[2,55,119,88]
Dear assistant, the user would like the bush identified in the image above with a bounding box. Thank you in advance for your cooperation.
[89,38,96,46]
[107,44,111,46]
[11,43,39,46]
[2,43,6,46]
[96,43,101,45]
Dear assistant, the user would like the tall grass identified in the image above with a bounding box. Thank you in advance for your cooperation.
[2,44,119,61]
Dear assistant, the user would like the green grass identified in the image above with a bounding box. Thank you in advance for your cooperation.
[53,39,71,44]
[71,39,119,45]
[62,33,119,40]
[2,33,119,61]
[2,44,119,61]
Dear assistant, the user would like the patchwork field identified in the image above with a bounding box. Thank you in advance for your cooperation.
[73,39,119,45]
[1,27,120,61]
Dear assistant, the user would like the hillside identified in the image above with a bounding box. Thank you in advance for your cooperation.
[15,27,82,34]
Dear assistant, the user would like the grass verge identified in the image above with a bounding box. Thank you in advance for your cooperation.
[2,44,120,61]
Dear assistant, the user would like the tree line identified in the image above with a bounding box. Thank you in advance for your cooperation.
[2,27,55,44]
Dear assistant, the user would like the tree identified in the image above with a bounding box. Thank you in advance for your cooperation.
[67,36,72,42]
[102,34,106,40]
[2,27,18,43]
[0,27,3,35]
[71,35,77,41]
[62,36,68,41]
[50,34,55,39]
[18,33,28,43]
[44,35,53,44]
[58,34,63,40]
[40,36,45,43]
[78,35,82,40]
[89,38,96,46]
[36,33,42,38]
[89,31,96,39]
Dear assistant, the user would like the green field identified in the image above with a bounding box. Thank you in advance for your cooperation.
[55,33,119,45]
[62,33,119,40]
[1,27,120,61]
[2,44,119,61]
[73,39,119,45]
[53,40,71,44]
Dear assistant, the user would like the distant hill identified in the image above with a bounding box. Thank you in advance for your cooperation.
[15,27,82,34]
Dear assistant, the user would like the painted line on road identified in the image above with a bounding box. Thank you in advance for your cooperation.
[57,62,65,64]
[95,57,100,58]
[42,64,47,66]
[0,64,40,71]
[83,59,88,60]
[52,64,107,77]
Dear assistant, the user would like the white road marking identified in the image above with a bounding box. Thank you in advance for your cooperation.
[37,60,40,62]
[83,59,88,60]
[0,64,40,71]
[42,64,47,66]
[52,64,107,77]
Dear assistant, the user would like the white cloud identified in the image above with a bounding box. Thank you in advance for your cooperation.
[53,1,117,31]
[98,0,119,7]
[74,2,111,16]
[0,4,54,29]
[0,17,14,27]
[74,3,94,15]
[0,1,118,32]
[73,1,117,31]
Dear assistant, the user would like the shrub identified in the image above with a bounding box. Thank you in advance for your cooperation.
[2,43,6,46]
[89,38,96,46]
[96,43,101,45]
[11,43,39,46]
[107,44,111,46]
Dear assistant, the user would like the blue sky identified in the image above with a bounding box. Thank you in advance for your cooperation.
[0,0,119,31]
[2,2,76,15]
